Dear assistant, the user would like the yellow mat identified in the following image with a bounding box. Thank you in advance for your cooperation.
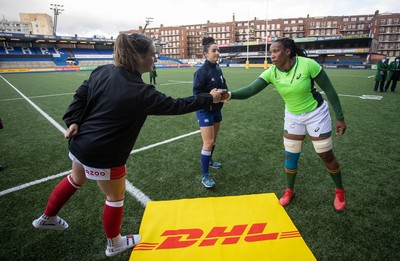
[130,193,316,261]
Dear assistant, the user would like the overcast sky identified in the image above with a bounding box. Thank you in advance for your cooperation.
[1,0,399,38]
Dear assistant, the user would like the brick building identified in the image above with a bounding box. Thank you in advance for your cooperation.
[122,10,400,60]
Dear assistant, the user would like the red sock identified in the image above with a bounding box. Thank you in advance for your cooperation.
[103,200,124,238]
[44,175,80,216]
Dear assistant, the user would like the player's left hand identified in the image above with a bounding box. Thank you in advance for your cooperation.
[65,123,79,139]
[336,120,347,136]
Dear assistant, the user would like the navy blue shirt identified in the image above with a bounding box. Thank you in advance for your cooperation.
[193,60,228,112]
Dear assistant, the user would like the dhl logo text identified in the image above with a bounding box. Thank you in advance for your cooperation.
[135,222,300,251]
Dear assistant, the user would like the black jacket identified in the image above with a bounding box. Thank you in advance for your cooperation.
[63,64,213,168]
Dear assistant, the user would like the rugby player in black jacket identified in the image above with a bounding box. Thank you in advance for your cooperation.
[33,33,223,257]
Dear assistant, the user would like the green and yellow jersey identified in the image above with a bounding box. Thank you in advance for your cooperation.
[260,56,322,114]
[231,56,344,120]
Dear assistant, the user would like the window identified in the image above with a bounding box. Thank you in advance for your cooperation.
[359,17,365,21]
[351,17,357,21]
[381,19,386,25]
[291,20,296,24]
[284,20,289,24]
[343,18,349,22]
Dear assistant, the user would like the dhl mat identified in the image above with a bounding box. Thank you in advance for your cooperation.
[130,193,316,261]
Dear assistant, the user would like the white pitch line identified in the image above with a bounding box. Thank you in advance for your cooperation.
[130,130,200,154]
[159,79,193,86]
[0,75,66,134]
[125,180,151,206]
[0,170,151,206]
[0,75,201,206]
[0,130,200,205]
[0,92,75,102]
[0,171,71,197]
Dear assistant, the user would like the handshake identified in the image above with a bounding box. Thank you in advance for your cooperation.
[210,88,231,103]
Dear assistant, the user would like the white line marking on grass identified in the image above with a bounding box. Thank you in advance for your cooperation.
[0,170,151,206]
[0,92,75,102]
[0,130,200,204]
[319,91,383,100]
[130,130,200,154]
[0,75,66,133]
[340,94,383,100]
[160,80,193,86]
[125,180,151,206]
[0,76,197,205]
[0,76,200,206]
[0,75,198,205]
[368,75,375,78]
[327,74,373,78]
[0,171,71,197]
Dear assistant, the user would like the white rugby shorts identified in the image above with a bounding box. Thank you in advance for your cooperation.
[284,101,332,137]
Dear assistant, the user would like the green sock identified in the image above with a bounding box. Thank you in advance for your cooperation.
[285,169,297,189]
[328,168,343,189]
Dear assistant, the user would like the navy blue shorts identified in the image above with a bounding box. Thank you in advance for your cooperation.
[196,110,222,127]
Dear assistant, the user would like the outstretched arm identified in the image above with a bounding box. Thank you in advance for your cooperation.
[228,78,269,100]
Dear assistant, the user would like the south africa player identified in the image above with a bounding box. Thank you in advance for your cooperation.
[225,38,347,211]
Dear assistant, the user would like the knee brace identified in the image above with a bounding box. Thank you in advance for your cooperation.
[285,150,300,171]
[284,138,303,153]
[312,137,333,153]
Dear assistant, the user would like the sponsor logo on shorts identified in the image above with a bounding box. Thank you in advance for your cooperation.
[85,169,106,176]
[314,127,320,132]
[296,73,301,79]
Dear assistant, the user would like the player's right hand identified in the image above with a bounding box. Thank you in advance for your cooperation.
[210,88,222,103]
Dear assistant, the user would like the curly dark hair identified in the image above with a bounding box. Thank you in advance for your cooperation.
[274,37,307,58]
[202,36,216,52]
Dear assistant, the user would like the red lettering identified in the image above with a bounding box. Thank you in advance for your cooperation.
[156,229,203,249]
[244,223,278,242]
[199,225,247,246]
[84,170,106,176]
